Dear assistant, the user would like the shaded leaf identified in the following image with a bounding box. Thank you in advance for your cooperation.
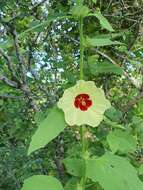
[64,177,80,190]
[89,12,114,32]
[104,117,125,129]
[63,158,85,177]
[105,107,123,122]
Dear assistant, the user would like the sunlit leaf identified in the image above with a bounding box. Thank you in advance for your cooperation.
[89,62,123,75]
[21,175,64,190]
[28,106,66,155]
[86,153,143,190]
[107,130,137,153]
[84,36,121,47]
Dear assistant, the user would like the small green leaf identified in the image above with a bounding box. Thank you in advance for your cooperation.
[86,153,143,190]
[28,106,66,155]
[107,130,137,153]
[84,36,121,47]
[63,158,85,177]
[89,12,114,32]
[71,5,90,18]
[21,175,64,190]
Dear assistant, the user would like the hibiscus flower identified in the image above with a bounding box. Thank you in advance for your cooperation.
[57,80,111,127]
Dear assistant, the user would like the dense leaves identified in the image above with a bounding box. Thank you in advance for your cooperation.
[0,0,143,190]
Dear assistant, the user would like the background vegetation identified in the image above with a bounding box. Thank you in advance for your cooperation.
[0,0,143,189]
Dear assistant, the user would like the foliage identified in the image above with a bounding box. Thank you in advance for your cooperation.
[0,0,143,190]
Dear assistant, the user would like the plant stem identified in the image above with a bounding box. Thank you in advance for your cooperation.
[79,4,87,189]
[79,17,84,80]
[80,125,87,190]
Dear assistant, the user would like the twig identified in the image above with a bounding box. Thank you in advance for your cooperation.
[0,75,18,88]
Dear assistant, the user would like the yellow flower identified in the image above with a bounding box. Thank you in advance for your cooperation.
[57,80,111,127]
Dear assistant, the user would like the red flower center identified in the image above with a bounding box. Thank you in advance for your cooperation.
[74,93,92,111]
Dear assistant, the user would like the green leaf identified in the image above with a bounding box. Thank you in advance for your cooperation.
[86,153,143,190]
[84,36,121,47]
[91,32,127,39]
[88,61,124,75]
[104,117,125,129]
[107,130,137,153]
[71,5,90,18]
[19,13,67,37]
[28,106,66,155]
[89,12,114,32]
[21,175,64,190]
[63,158,85,177]
[105,106,123,122]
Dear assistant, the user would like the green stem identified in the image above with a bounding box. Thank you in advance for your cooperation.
[79,17,84,80]
[80,125,87,190]
[79,4,86,189]
[81,126,87,156]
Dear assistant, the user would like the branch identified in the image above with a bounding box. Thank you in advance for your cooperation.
[0,48,17,80]
[0,75,18,88]
[10,27,39,111]
[123,91,143,112]
[0,94,23,100]
[21,84,39,111]
[95,49,142,90]
[11,27,27,84]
